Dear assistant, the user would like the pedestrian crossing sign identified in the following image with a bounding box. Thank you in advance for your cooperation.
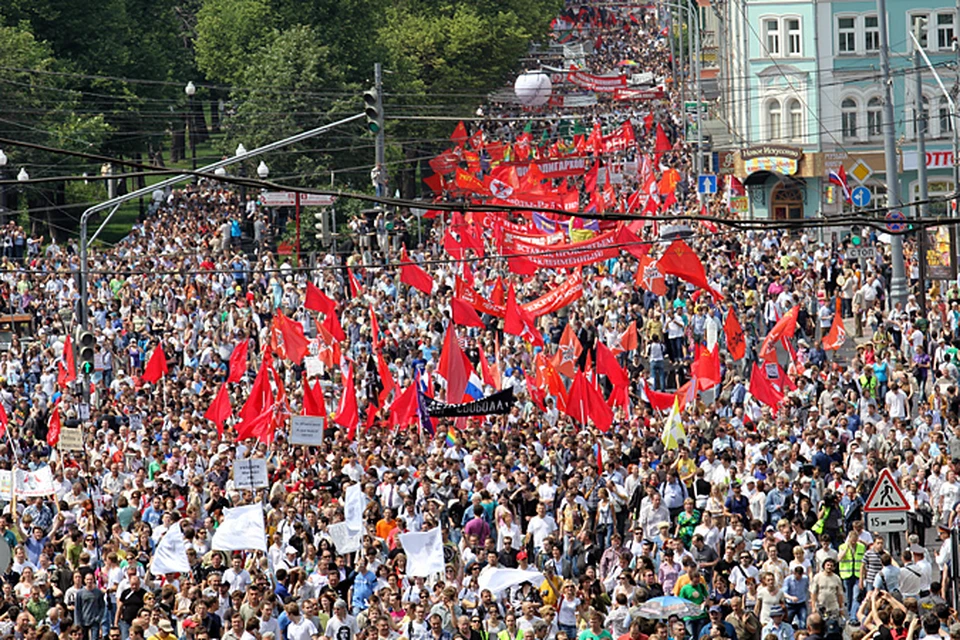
[863,468,910,512]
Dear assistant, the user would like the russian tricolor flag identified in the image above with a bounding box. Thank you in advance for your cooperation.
[828,165,852,204]
[465,373,484,401]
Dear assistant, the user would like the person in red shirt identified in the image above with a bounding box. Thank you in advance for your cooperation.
[618,620,649,640]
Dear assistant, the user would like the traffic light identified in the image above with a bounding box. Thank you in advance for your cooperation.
[315,210,330,246]
[76,329,95,375]
[363,88,382,133]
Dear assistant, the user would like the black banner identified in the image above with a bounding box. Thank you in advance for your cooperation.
[422,387,516,417]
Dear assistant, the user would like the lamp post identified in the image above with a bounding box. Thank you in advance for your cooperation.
[236,144,249,238]
[17,168,28,234]
[0,150,6,223]
[185,82,197,176]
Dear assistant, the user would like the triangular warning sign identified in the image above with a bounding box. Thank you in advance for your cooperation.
[863,468,909,512]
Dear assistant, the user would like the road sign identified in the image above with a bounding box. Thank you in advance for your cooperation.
[885,210,907,233]
[697,174,718,195]
[260,192,336,207]
[848,246,876,259]
[864,468,910,512]
[866,511,909,533]
[851,186,872,208]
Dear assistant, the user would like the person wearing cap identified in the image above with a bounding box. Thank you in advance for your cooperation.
[147,620,178,640]
[899,546,932,600]
[698,606,738,640]
[760,605,793,640]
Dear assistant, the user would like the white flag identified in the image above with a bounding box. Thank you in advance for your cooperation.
[212,504,267,552]
[150,522,192,575]
[343,483,367,534]
[478,568,545,594]
[398,527,445,577]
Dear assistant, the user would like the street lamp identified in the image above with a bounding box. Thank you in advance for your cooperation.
[185,81,197,175]
[257,161,269,179]
[235,144,248,220]
[214,167,227,178]
[0,150,6,221]
[17,168,29,182]
[236,144,247,156]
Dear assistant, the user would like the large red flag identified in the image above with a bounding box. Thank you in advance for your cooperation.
[635,253,667,296]
[693,345,721,387]
[377,351,396,407]
[305,281,337,314]
[479,347,498,390]
[334,363,359,440]
[656,240,721,298]
[550,323,582,378]
[565,372,613,432]
[612,321,638,355]
[240,357,274,423]
[759,306,799,360]
[724,309,746,361]
[273,312,309,365]
[822,312,847,351]
[322,311,346,342]
[437,327,469,404]
[642,382,676,412]
[316,322,342,369]
[491,277,505,306]
[227,339,249,383]
[61,335,76,386]
[47,401,61,446]
[596,341,629,388]
[750,363,784,412]
[389,382,420,429]
[142,344,169,384]
[346,268,363,298]
[654,123,671,163]
[452,297,486,328]
[450,121,468,146]
[504,284,525,337]
[302,377,326,417]
[399,248,435,294]
[205,384,232,436]
[0,402,7,440]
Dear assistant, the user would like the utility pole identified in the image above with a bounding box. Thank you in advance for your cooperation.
[915,26,929,313]
[374,63,386,198]
[878,0,908,308]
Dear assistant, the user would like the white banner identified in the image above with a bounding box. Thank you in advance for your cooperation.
[478,568,546,594]
[343,483,367,532]
[150,523,192,575]
[15,467,55,498]
[290,415,325,446]
[327,522,362,554]
[398,527,445,577]
[232,459,268,489]
[211,504,267,552]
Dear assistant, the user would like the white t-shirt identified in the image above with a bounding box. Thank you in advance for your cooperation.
[885,390,907,419]
[527,515,558,551]
[324,616,358,640]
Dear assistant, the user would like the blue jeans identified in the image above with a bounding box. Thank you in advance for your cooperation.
[119,620,131,640]
[558,623,578,638]
[787,602,808,628]
[651,359,666,391]
[843,577,860,618]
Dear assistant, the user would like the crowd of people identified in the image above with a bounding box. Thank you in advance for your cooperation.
[0,3,955,640]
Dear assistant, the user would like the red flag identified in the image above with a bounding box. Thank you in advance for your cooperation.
[759,306,799,360]
[369,305,381,348]
[399,248,434,294]
[227,339,249,383]
[597,443,604,475]
[479,347,498,390]
[750,363,784,412]
[635,253,667,296]
[240,358,275,423]
[596,341,629,388]
[565,372,613,432]
[455,168,490,195]
[273,312,309,365]
[451,121,468,146]
[437,326,469,404]
[61,335,76,386]
[322,311,346,343]
[612,321,638,355]
[347,267,363,298]
[334,363,359,439]
[302,377,326,417]
[0,402,7,439]
[822,312,847,351]
[377,351,396,407]
[305,281,337,314]
[47,401,61,446]
[724,309,746,360]
[316,322,342,369]
[584,160,600,194]
[142,344,169,384]
[656,240,721,298]
[551,323,582,378]
[491,277,505,306]
[234,404,276,443]
[693,345,721,387]
[654,123,670,163]
[389,382,420,429]
[452,297,486,328]
[504,284,525,337]
[205,384,232,436]
[643,383,676,412]
[643,112,654,132]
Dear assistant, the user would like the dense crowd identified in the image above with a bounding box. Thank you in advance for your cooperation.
[0,3,954,640]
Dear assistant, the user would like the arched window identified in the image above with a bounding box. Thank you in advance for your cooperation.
[867,97,882,137]
[766,100,782,141]
[788,99,803,141]
[841,98,858,139]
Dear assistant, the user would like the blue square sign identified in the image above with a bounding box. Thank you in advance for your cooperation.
[698,174,718,194]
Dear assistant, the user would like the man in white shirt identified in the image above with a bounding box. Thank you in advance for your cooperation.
[222,556,252,594]
[526,503,557,554]
[885,382,908,420]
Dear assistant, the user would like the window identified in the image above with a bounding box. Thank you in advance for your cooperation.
[788,99,803,141]
[767,100,782,141]
[865,15,880,51]
[911,14,929,50]
[786,18,802,55]
[838,17,856,54]
[938,12,955,50]
[867,97,883,136]
[915,95,929,136]
[941,96,954,133]
[764,18,781,55]
[841,98,858,139]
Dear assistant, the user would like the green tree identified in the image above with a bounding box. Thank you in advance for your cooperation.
[195,0,276,85]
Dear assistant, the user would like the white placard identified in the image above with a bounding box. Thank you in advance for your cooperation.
[327,522,362,554]
[129,414,143,430]
[290,415,325,446]
[304,356,323,378]
[15,467,55,498]
[59,427,83,452]
[232,458,268,489]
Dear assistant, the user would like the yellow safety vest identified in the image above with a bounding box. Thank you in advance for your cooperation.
[499,630,524,640]
[838,542,866,579]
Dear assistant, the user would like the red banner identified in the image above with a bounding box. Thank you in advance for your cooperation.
[509,156,591,178]
[566,70,628,92]
[501,228,566,246]
[600,122,636,153]
[493,190,579,213]
[455,271,584,318]
[502,227,622,268]
[614,88,665,101]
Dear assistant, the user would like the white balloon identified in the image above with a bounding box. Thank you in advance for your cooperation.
[514,72,553,106]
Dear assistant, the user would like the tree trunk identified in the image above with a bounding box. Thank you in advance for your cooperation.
[171,119,185,162]
[209,96,221,133]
